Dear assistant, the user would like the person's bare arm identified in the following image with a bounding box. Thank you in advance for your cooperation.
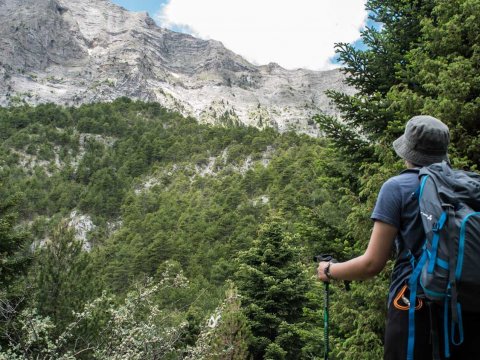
[317,221,397,281]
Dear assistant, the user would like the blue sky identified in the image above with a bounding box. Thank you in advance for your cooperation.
[112,0,166,16]
[111,0,370,70]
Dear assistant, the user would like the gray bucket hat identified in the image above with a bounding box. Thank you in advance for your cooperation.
[393,115,449,166]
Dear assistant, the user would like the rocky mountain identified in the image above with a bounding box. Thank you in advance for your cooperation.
[0,0,353,135]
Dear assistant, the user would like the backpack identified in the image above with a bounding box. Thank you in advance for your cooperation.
[406,161,480,360]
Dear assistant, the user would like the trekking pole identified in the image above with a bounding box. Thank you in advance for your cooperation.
[314,254,334,360]
[314,254,351,360]
[323,280,330,360]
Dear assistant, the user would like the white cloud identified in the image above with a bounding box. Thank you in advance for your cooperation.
[156,0,367,70]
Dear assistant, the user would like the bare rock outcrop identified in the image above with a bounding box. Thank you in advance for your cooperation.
[0,0,353,135]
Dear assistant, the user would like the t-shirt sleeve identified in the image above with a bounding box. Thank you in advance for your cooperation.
[371,178,402,229]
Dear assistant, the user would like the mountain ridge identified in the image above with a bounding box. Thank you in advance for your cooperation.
[0,0,353,135]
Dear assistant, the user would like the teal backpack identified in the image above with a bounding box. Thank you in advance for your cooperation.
[406,162,480,360]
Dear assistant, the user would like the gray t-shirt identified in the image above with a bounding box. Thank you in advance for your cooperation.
[371,169,425,305]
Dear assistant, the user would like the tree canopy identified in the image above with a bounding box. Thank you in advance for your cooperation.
[1,0,479,358]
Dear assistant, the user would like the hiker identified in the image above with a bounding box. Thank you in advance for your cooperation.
[316,115,480,359]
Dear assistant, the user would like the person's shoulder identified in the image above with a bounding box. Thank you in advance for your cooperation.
[384,170,419,191]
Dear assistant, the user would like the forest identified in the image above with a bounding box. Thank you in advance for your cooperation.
[1,0,479,359]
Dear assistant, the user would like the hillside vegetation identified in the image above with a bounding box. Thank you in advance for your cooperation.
[1,0,480,359]
[0,99,352,358]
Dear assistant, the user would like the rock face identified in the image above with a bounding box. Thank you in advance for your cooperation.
[0,0,353,135]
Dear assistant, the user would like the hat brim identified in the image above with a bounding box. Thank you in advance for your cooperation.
[393,135,448,166]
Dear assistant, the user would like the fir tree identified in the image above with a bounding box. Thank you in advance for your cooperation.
[314,0,436,165]
[236,216,314,359]
[33,222,96,334]
[0,195,30,292]
[185,283,252,360]
[0,192,31,347]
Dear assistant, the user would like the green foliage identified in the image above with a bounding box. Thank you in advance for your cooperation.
[0,1,475,357]
[1,275,188,359]
[33,223,98,332]
[0,192,30,291]
[185,284,251,360]
[391,0,480,166]
[0,190,31,347]
[236,216,318,359]
[314,0,436,166]
[313,0,480,358]
[318,0,480,170]
[0,99,348,357]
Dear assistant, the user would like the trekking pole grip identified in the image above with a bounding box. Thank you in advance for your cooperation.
[314,254,351,290]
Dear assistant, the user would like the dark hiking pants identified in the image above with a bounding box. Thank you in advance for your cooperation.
[384,286,480,359]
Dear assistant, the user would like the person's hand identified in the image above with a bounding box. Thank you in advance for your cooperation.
[317,261,330,282]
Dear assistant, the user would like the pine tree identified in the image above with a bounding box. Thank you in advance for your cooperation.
[390,0,480,166]
[209,284,251,360]
[0,191,31,347]
[314,0,436,165]
[236,216,314,359]
[316,0,480,169]
[186,284,252,360]
[33,222,96,334]
[0,196,30,291]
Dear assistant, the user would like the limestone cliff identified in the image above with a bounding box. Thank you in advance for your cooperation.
[0,0,353,135]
